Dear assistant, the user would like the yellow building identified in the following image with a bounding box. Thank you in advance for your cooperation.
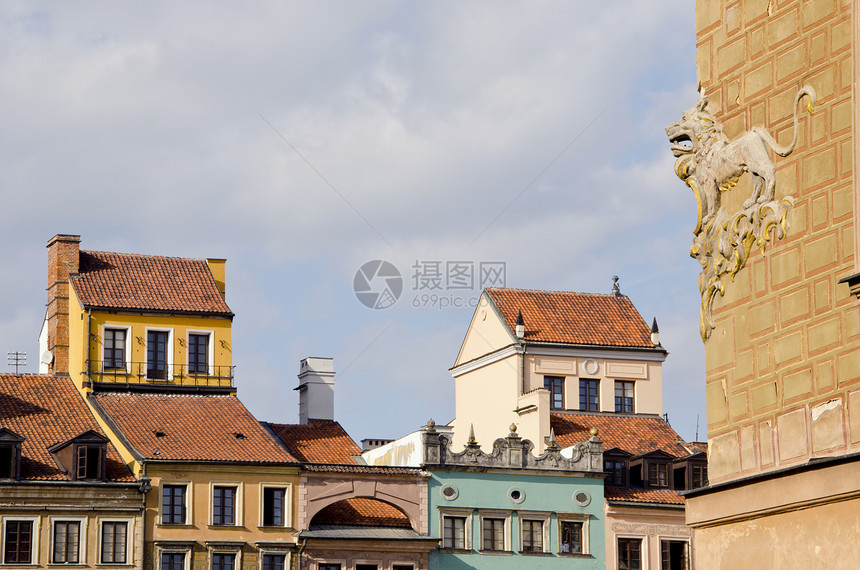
[667,1,860,566]
[39,235,301,570]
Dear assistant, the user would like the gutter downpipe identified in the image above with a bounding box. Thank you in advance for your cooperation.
[86,308,92,383]
[295,536,307,570]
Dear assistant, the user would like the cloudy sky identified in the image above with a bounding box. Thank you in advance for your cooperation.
[0,2,707,443]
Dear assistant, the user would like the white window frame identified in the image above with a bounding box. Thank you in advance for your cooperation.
[160,481,191,525]
[353,559,383,570]
[156,545,191,570]
[391,563,415,570]
[209,482,242,527]
[49,515,87,565]
[439,508,472,551]
[102,325,132,374]
[316,559,346,570]
[477,509,511,553]
[1,516,40,565]
[186,329,215,376]
[659,537,691,570]
[97,516,134,565]
[208,548,241,570]
[259,483,291,528]
[557,514,590,555]
[144,327,174,381]
[616,534,647,570]
[257,547,290,570]
[517,511,550,554]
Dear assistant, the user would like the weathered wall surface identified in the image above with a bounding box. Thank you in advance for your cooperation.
[695,0,859,484]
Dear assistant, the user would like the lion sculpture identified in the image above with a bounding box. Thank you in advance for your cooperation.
[666,87,815,230]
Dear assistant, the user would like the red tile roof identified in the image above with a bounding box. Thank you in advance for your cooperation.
[605,486,685,505]
[268,420,361,463]
[72,250,232,315]
[551,412,691,458]
[93,392,296,463]
[302,464,425,476]
[485,288,655,348]
[0,374,133,481]
[311,498,411,528]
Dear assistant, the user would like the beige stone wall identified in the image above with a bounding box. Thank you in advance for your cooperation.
[604,504,692,570]
[696,0,859,484]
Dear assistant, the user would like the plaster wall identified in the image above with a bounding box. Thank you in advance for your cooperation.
[694,0,859,485]
[427,470,605,569]
[603,504,691,570]
[451,354,520,450]
[453,294,514,366]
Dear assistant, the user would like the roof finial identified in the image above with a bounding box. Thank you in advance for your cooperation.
[546,427,560,451]
[467,424,478,446]
[611,275,621,296]
[515,310,525,340]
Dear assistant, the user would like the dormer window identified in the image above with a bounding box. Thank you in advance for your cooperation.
[647,461,669,488]
[0,429,24,480]
[48,430,109,482]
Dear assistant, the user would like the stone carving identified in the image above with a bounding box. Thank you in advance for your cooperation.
[421,422,603,473]
[666,87,815,340]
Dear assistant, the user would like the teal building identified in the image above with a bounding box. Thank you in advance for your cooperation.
[423,424,605,569]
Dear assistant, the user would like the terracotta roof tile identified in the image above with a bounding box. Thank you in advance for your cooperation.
[551,412,691,458]
[268,420,361,463]
[605,486,685,505]
[0,374,133,481]
[72,250,232,315]
[94,392,296,463]
[311,498,411,528]
[302,464,425,475]
[486,288,654,348]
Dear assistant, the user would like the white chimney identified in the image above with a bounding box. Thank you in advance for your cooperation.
[295,357,335,424]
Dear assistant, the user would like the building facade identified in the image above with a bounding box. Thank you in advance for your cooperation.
[668,0,860,566]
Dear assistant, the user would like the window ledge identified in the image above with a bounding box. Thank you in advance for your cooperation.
[207,525,246,530]
[519,551,552,556]
[47,564,89,568]
[477,550,513,556]
[437,549,472,554]
[156,524,195,529]
[257,525,291,530]
[558,552,592,558]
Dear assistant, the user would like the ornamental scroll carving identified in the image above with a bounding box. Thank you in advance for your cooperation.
[665,86,815,341]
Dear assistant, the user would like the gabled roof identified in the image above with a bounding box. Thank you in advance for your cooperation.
[485,288,655,348]
[0,374,133,481]
[71,250,232,316]
[267,420,361,463]
[92,392,296,464]
[551,412,691,458]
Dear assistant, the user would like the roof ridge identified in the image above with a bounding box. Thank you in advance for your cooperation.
[81,249,206,263]
[486,287,626,298]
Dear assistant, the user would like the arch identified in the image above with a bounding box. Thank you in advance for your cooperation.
[310,497,411,529]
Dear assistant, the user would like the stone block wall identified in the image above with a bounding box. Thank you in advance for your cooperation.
[694,0,859,483]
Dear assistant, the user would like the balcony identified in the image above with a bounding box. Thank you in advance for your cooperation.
[87,360,234,388]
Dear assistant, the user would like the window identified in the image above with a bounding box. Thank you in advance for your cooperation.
[104,328,127,370]
[661,540,690,570]
[355,565,378,570]
[647,462,670,488]
[76,444,103,480]
[52,520,81,563]
[605,458,627,487]
[0,444,18,479]
[261,554,285,570]
[544,376,564,409]
[580,379,599,411]
[213,486,236,525]
[147,330,169,380]
[4,520,34,564]
[188,333,209,374]
[392,566,414,570]
[162,484,187,524]
[100,521,128,564]
[691,463,708,488]
[481,517,505,551]
[615,381,634,413]
[442,515,466,549]
[520,519,544,552]
[559,521,583,554]
[212,553,234,570]
[618,538,642,570]
[161,551,186,570]
[319,565,341,570]
[262,487,285,526]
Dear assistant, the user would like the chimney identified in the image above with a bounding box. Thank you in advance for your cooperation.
[651,318,661,347]
[46,234,80,375]
[515,310,525,340]
[295,357,335,424]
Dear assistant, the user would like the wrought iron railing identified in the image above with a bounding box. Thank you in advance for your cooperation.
[87,360,234,387]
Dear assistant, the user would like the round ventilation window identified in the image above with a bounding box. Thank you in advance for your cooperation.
[440,484,459,501]
[573,490,591,507]
[508,487,525,504]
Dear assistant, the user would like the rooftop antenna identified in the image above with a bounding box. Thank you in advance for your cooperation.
[695,414,700,442]
[6,352,26,373]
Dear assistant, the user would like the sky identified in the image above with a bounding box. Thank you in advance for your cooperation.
[0,2,707,443]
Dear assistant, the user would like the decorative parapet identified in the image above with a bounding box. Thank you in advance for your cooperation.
[665,86,815,341]
[421,420,603,474]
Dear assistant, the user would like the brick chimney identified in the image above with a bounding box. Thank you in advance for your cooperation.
[46,234,80,375]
